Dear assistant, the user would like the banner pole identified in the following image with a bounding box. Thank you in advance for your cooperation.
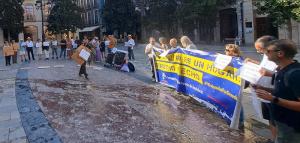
[152,50,158,82]
[230,80,245,129]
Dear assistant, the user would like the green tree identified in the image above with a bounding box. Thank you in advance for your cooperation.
[255,0,300,39]
[47,0,83,35]
[103,0,138,35]
[0,0,24,40]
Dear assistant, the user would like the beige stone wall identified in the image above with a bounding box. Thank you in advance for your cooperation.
[243,0,255,44]
[278,20,300,47]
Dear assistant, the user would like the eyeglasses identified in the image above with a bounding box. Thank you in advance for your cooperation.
[267,49,281,53]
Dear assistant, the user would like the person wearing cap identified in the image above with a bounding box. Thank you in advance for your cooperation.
[127,35,135,60]
[26,37,35,61]
[19,39,27,62]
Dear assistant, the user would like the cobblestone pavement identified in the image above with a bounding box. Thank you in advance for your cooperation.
[0,44,294,143]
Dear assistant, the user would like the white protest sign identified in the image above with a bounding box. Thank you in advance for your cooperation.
[260,55,277,71]
[214,54,232,70]
[239,62,262,84]
[79,49,90,61]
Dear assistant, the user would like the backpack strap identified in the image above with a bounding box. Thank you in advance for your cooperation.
[284,68,300,87]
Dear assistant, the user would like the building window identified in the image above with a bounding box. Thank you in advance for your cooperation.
[94,10,99,24]
[24,4,35,21]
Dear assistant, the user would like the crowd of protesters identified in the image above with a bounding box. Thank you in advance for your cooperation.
[145,35,300,143]
[1,34,135,66]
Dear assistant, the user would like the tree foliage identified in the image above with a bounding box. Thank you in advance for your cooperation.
[255,0,300,26]
[103,0,138,34]
[0,0,24,34]
[47,0,83,34]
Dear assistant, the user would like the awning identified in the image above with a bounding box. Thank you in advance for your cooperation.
[78,26,100,32]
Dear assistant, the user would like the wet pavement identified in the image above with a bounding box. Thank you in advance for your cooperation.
[29,78,267,143]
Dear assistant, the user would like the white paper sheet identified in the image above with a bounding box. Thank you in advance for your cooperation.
[239,62,262,84]
[79,49,90,61]
[260,55,277,71]
[214,54,232,70]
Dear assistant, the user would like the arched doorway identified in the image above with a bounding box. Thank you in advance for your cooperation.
[24,25,38,41]
[219,8,238,42]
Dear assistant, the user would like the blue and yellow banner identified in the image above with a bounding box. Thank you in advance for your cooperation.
[153,48,243,124]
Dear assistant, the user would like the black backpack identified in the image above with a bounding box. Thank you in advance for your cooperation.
[127,62,135,72]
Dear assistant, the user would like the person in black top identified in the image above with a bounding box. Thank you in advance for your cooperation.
[255,39,300,143]
[60,38,67,59]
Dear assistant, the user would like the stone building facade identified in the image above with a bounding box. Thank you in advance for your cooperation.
[76,0,105,39]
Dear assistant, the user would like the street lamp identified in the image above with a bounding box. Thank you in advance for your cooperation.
[35,0,54,42]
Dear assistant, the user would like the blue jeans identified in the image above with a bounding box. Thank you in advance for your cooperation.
[60,48,66,59]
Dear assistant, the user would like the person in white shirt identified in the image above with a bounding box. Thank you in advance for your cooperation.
[43,38,50,60]
[127,35,135,60]
[51,38,58,59]
[35,39,43,60]
[25,37,35,60]
[145,37,159,80]
[245,35,277,141]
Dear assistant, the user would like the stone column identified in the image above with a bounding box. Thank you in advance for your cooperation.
[0,28,4,48]
[242,0,255,44]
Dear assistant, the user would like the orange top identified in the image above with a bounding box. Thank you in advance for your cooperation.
[108,38,117,48]
[3,46,14,56]
[12,43,19,52]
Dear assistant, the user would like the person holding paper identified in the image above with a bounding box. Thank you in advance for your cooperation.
[225,44,242,58]
[246,35,278,140]
[255,39,300,143]
[72,40,91,80]
[127,35,135,60]
[159,37,169,51]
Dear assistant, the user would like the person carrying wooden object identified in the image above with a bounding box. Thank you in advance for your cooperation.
[72,41,91,80]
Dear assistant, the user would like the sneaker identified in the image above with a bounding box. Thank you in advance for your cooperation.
[85,75,89,80]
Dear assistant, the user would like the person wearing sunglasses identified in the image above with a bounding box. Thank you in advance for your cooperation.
[255,39,300,143]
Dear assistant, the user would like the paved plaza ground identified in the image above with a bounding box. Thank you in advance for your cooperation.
[1,43,299,143]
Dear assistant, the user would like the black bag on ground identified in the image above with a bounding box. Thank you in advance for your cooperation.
[106,53,115,64]
[127,62,135,72]
[114,51,126,66]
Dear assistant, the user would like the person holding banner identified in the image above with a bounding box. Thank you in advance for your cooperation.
[145,37,159,80]
[169,38,181,49]
[180,36,197,50]
[158,37,169,51]
[255,39,300,143]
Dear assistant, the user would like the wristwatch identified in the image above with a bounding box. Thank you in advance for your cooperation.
[272,97,279,104]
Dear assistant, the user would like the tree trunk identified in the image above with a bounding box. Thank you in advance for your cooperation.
[287,19,293,40]
[177,19,183,37]
[193,20,199,43]
[8,29,11,41]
